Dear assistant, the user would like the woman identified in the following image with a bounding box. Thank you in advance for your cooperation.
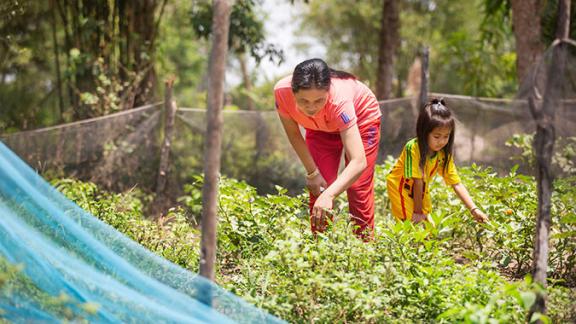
[274,58,382,238]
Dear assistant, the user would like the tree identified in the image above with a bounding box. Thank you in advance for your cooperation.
[0,1,55,132]
[375,0,400,100]
[300,0,517,97]
[52,0,167,118]
[484,0,576,86]
[510,0,544,83]
[200,0,232,283]
[484,0,545,84]
[191,0,284,111]
[299,0,381,85]
[1,0,208,132]
[155,0,209,109]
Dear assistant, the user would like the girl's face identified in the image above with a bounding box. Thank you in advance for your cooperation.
[427,126,452,153]
[294,88,328,116]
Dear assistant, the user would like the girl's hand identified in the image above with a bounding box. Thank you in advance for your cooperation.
[471,208,489,223]
[412,212,427,224]
[312,192,334,231]
[306,172,328,197]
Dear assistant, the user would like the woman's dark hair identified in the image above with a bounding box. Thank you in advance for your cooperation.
[291,58,356,93]
[416,98,456,173]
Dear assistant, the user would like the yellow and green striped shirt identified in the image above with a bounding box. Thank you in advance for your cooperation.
[386,138,461,221]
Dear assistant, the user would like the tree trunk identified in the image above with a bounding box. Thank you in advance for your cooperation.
[375,0,399,100]
[417,47,429,112]
[50,0,65,122]
[54,0,78,115]
[510,0,545,84]
[199,0,232,286]
[529,0,570,320]
[238,53,255,111]
[130,0,159,107]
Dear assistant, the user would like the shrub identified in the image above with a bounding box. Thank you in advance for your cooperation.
[51,162,575,322]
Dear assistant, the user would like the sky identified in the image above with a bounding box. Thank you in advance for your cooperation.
[227,0,325,86]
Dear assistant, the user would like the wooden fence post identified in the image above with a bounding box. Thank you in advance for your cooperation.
[154,77,177,213]
[529,0,570,320]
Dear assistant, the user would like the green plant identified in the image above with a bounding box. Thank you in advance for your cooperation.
[506,133,576,175]
[0,257,98,321]
[49,163,575,322]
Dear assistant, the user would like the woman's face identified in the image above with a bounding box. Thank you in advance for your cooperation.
[293,88,328,116]
[427,126,452,152]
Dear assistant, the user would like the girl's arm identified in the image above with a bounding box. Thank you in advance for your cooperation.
[412,179,427,223]
[452,183,489,222]
[279,115,327,195]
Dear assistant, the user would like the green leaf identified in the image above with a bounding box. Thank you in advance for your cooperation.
[499,255,511,267]
[529,312,551,324]
[520,291,536,310]
[551,231,576,239]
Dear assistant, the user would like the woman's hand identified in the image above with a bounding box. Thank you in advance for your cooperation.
[306,173,328,197]
[412,212,428,224]
[312,191,334,231]
[471,208,489,223]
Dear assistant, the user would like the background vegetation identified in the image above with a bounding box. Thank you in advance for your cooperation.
[3,0,576,132]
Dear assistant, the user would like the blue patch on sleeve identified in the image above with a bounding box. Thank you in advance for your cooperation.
[340,112,351,124]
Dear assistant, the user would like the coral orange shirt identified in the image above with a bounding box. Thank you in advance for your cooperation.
[274,76,381,132]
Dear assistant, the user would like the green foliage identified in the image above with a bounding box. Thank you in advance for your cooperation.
[485,0,576,47]
[433,0,516,97]
[229,77,278,110]
[171,111,306,195]
[191,0,284,63]
[71,56,134,116]
[156,0,208,108]
[181,176,307,262]
[506,133,576,175]
[0,257,98,321]
[432,163,576,285]
[54,162,576,323]
[0,0,211,132]
[300,0,517,97]
[299,0,381,86]
[0,1,60,132]
[52,178,201,271]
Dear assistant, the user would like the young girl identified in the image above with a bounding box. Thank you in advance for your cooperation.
[386,98,488,224]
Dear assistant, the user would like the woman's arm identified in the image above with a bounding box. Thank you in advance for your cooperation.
[320,124,366,199]
[279,115,327,195]
[310,124,366,227]
[452,183,489,222]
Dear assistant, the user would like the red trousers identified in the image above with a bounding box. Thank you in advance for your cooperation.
[306,119,381,238]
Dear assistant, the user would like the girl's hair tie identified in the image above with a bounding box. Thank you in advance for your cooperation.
[430,97,445,105]
[430,97,446,111]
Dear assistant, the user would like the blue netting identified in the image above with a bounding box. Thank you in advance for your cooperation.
[0,141,284,323]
